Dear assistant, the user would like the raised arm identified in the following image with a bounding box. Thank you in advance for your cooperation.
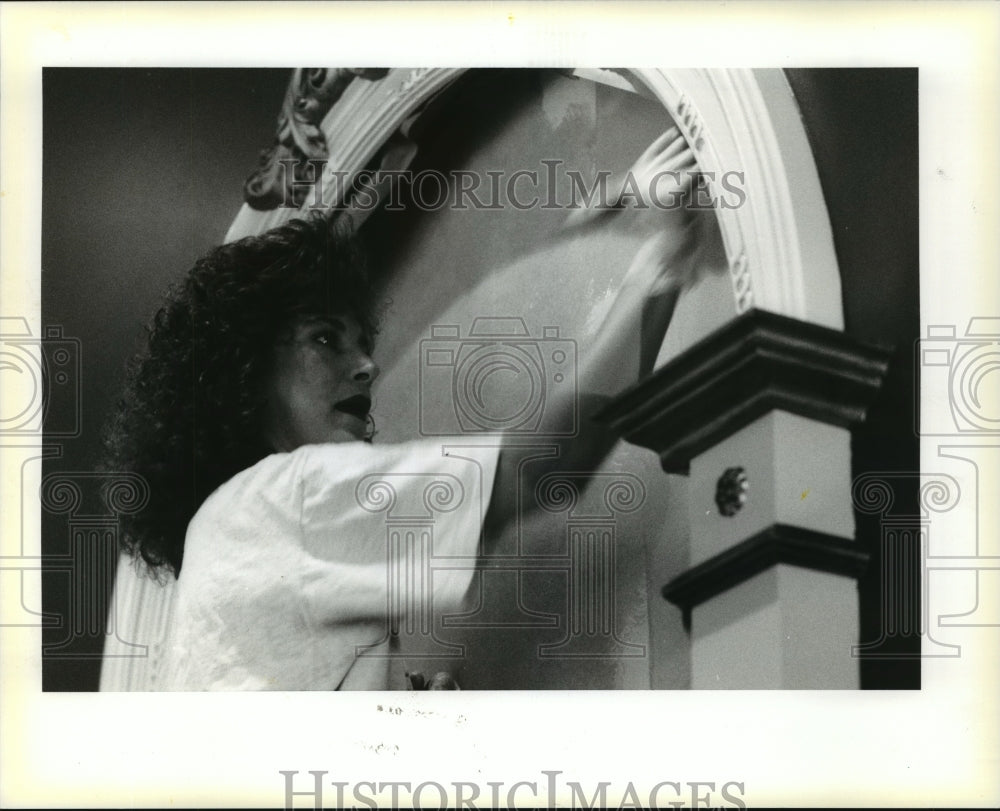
[486,128,708,530]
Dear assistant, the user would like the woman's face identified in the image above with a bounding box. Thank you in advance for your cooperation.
[263,313,379,451]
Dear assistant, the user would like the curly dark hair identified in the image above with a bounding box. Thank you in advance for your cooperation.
[103,215,378,578]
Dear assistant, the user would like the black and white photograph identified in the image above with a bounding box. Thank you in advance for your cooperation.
[2,2,998,808]
[42,64,920,695]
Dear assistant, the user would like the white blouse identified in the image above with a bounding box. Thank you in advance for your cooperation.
[100,438,500,691]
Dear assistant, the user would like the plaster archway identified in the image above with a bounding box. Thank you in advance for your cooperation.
[228,67,844,329]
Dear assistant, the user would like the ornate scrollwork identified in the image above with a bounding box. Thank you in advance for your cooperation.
[244,68,389,211]
[675,91,755,315]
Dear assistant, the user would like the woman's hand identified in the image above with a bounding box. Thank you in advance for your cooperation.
[487,126,711,537]
[562,126,696,228]
[563,126,705,293]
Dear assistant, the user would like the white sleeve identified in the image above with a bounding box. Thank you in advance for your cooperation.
[295,437,501,628]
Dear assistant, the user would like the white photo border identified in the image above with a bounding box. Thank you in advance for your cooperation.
[1,2,998,807]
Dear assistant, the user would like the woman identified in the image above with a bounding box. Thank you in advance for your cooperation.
[102,128,705,690]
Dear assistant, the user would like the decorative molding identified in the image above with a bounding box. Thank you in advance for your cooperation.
[243,68,389,211]
[594,308,892,473]
[661,523,870,618]
[228,67,464,240]
[714,466,748,517]
[397,67,435,97]
[229,68,844,332]
[728,251,753,314]
[627,69,843,328]
[674,92,707,153]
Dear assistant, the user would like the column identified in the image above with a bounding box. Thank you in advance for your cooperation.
[596,309,891,688]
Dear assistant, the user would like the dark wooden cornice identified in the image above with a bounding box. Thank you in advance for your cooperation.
[594,308,892,473]
[662,523,870,620]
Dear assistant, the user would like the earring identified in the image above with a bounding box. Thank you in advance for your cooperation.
[363,413,377,444]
